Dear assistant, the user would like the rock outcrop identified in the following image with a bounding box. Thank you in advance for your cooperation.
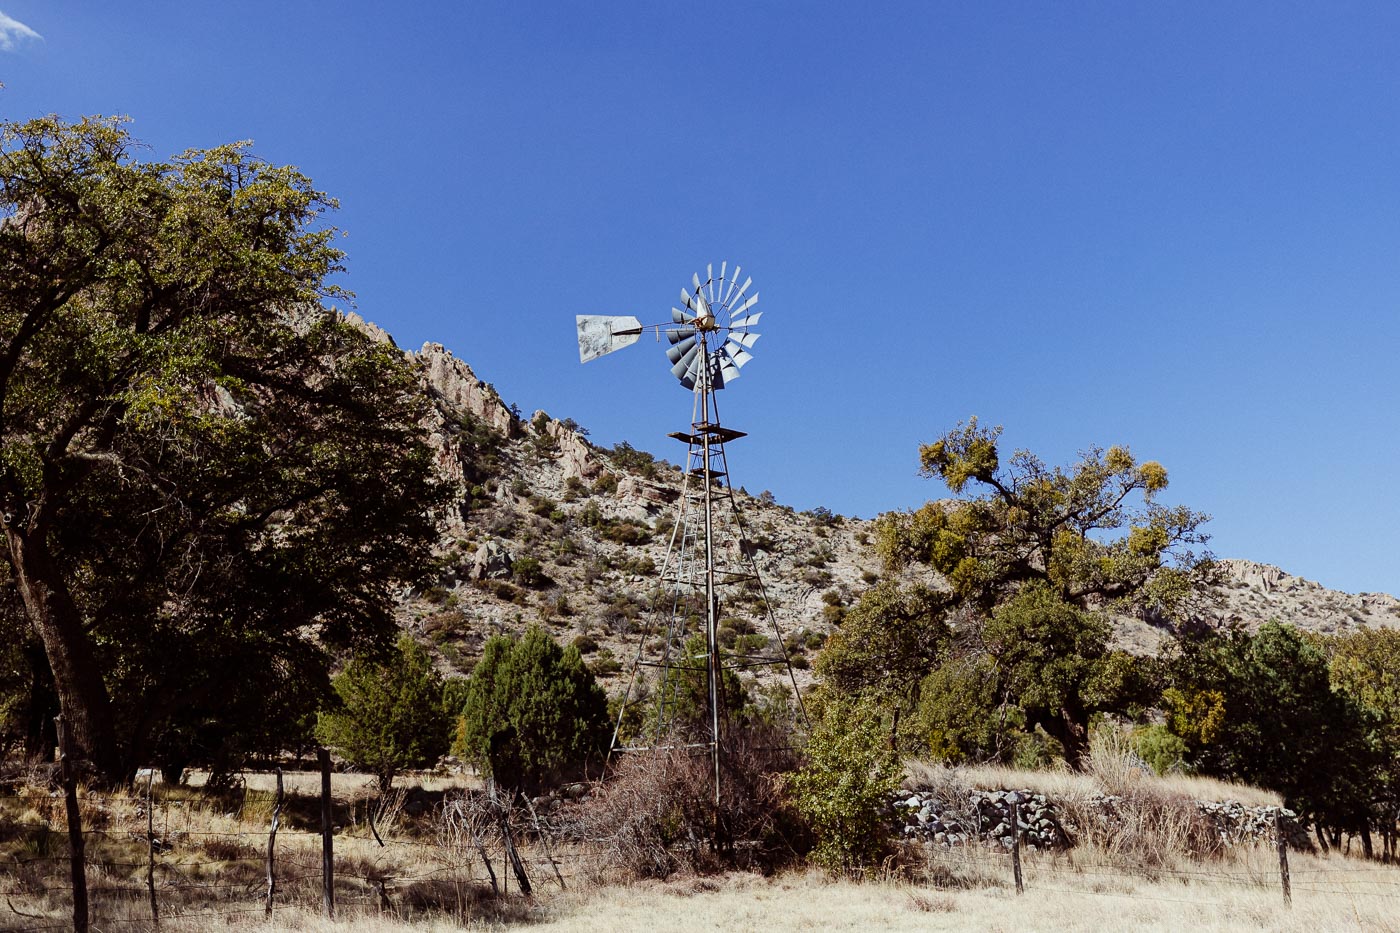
[416,342,518,437]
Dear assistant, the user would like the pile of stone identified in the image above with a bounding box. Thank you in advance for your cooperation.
[895,787,1305,853]
[1193,800,1305,847]
[895,789,1069,850]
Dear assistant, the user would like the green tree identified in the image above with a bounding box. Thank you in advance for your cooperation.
[0,116,446,781]
[819,421,1206,768]
[454,626,609,793]
[1165,622,1376,838]
[788,695,902,874]
[645,632,751,743]
[815,582,951,742]
[1329,628,1400,854]
[911,585,1148,764]
[913,653,1019,762]
[318,637,451,793]
[878,418,1211,613]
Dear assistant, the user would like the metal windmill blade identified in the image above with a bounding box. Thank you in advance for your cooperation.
[664,263,762,392]
[574,264,763,392]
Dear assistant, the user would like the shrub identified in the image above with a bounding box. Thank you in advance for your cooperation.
[453,626,609,794]
[563,721,804,879]
[600,518,652,546]
[788,695,902,874]
[589,648,622,678]
[512,556,547,588]
[609,441,657,478]
[1133,723,1189,776]
[317,637,451,792]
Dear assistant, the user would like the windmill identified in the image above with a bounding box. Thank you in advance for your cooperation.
[576,263,804,820]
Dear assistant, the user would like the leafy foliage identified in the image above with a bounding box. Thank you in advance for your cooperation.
[911,585,1149,764]
[453,626,609,794]
[819,423,1203,769]
[815,581,950,738]
[608,441,657,478]
[1163,622,1376,831]
[637,633,751,744]
[0,116,446,781]
[878,418,1211,614]
[317,637,451,792]
[788,695,902,874]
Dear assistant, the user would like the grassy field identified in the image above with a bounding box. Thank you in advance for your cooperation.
[4,763,1399,932]
[75,854,1400,932]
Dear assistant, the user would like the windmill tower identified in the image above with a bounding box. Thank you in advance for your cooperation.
[576,263,805,817]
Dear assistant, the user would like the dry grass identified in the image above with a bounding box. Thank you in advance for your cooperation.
[903,760,1280,809]
[5,759,1392,933]
[117,852,1400,932]
[0,770,510,931]
[184,768,482,797]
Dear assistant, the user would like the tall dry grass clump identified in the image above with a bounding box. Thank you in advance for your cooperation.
[563,723,806,881]
[1062,727,1221,867]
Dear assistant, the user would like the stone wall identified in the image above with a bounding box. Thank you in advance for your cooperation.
[895,789,1302,851]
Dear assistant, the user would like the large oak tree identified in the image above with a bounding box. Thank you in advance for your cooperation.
[0,116,447,782]
[821,418,1211,764]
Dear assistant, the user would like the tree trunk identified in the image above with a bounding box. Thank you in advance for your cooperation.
[22,642,58,759]
[1041,707,1090,768]
[6,526,117,781]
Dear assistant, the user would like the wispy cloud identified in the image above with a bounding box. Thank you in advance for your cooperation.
[0,10,41,52]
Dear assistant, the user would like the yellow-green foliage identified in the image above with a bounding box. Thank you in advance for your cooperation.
[788,695,902,875]
[883,417,1211,616]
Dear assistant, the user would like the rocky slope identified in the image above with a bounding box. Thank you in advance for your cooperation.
[352,323,878,695]
[354,318,1400,682]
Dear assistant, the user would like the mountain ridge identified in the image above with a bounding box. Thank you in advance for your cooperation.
[346,314,1399,677]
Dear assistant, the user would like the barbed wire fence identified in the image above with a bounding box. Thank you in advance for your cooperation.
[2,732,580,931]
[9,752,1400,931]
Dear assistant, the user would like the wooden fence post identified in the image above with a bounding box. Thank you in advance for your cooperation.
[490,781,531,895]
[146,769,159,924]
[1008,791,1024,895]
[523,795,566,890]
[55,715,89,933]
[319,748,335,919]
[1276,809,1292,907]
[266,767,284,917]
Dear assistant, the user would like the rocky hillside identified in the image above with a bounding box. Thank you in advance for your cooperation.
[351,316,1400,680]
[1208,559,1400,633]
[347,318,879,694]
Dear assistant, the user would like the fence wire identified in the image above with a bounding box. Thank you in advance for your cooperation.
[8,787,1400,927]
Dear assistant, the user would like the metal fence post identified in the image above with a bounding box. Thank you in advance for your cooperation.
[319,748,335,919]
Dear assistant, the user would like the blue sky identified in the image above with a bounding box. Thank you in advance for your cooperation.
[2,2,1398,596]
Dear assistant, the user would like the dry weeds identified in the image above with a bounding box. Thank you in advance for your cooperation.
[6,763,1396,933]
[904,760,1280,810]
[98,851,1400,932]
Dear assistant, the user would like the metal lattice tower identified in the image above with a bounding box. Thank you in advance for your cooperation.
[575,263,807,817]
